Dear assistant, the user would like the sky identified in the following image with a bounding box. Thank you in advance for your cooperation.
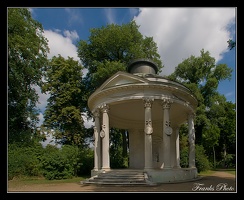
[24,7,236,145]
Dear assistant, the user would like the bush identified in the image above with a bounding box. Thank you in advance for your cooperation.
[76,148,94,176]
[180,144,212,172]
[40,145,78,180]
[8,142,95,180]
[8,143,43,180]
[216,153,236,168]
[195,145,212,172]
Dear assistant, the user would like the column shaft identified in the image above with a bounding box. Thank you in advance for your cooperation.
[93,109,101,171]
[175,127,181,168]
[162,98,173,169]
[188,114,196,168]
[101,104,110,170]
[143,98,154,170]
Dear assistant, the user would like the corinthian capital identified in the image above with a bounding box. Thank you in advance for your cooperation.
[161,98,173,109]
[143,97,154,108]
[100,103,109,113]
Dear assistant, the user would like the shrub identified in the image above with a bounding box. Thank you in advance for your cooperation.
[180,144,212,172]
[8,143,43,180]
[195,144,212,172]
[40,145,78,180]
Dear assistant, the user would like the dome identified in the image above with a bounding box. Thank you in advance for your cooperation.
[127,59,158,74]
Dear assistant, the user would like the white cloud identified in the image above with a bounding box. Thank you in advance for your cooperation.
[64,8,84,26]
[134,7,235,76]
[104,8,115,24]
[82,113,94,128]
[37,112,44,127]
[44,29,80,61]
[41,132,62,148]
[63,30,79,41]
[34,84,50,113]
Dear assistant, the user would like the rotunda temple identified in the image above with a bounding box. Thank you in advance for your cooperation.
[87,59,198,183]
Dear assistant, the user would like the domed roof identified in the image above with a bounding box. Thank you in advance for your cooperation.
[127,59,158,74]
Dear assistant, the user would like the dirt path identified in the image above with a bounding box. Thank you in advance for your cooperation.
[7,171,236,193]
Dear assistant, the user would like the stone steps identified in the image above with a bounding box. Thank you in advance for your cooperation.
[81,170,155,185]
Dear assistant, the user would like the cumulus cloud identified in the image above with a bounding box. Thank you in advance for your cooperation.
[134,7,235,76]
[43,29,80,61]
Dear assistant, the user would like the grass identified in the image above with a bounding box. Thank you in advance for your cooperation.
[8,175,89,187]
[198,168,236,176]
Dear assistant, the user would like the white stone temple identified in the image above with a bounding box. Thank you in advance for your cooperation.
[87,59,199,183]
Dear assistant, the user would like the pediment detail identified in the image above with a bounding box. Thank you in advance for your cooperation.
[97,71,148,91]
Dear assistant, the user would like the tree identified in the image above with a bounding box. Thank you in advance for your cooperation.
[227,39,236,50]
[76,20,163,167]
[8,8,49,144]
[215,101,236,167]
[77,20,163,106]
[167,49,234,166]
[41,55,86,146]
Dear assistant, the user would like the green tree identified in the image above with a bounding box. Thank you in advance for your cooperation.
[168,49,234,166]
[76,20,163,167]
[179,124,211,172]
[8,8,49,144]
[215,101,236,168]
[77,20,163,105]
[110,128,129,168]
[41,55,86,146]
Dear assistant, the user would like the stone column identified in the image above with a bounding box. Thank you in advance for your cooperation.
[143,98,154,170]
[175,127,181,168]
[162,98,173,169]
[170,126,176,167]
[100,104,110,171]
[93,109,101,171]
[188,113,196,168]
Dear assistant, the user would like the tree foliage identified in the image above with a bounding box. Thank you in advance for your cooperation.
[77,20,163,114]
[41,145,80,180]
[168,49,235,166]
[110,128,129,168]
[41,55,86,146]
[8,143,94,180]
[8,143,44,179]
[8,8,49,144]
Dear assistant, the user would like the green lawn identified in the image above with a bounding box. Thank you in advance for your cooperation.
[8,175,89,186]
[199,168,236,176]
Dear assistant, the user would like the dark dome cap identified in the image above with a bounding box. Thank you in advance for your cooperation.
[127,58,158,74]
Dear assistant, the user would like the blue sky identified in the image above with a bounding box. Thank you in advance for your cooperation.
[27,7,236,130]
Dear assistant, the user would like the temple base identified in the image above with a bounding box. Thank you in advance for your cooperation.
[145,167,198,183]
